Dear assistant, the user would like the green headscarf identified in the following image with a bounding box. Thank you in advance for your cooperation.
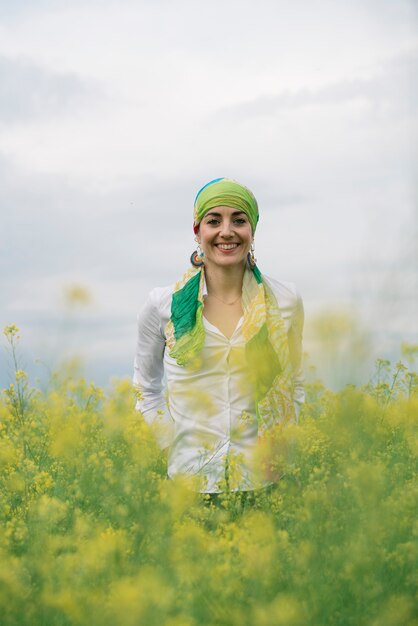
[193,177,259,233]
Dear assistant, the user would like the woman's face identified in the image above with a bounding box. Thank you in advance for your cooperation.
[196,205,253,269]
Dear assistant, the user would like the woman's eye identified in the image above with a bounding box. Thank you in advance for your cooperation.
[205,217,247,226]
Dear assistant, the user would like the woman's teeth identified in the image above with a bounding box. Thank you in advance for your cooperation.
[216,244,239,249]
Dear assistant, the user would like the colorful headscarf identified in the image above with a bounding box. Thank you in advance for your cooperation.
[193,177,259,233]
[165,178,295,430]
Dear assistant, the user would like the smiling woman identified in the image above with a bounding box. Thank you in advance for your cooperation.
[133,178,305,497]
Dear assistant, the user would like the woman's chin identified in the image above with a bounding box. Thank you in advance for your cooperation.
[206,255,246,269]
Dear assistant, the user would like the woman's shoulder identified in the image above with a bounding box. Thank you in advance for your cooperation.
[262,274,303,317]
[144,283,174,308]
[263,274,301,300]
[144,268,201,312]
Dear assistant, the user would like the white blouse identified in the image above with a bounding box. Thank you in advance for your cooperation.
[133,275,304,493]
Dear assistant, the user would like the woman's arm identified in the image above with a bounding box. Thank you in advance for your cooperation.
[133,289,174,448]
[288,289,305,420]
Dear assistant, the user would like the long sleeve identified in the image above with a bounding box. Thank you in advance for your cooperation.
[288,289,305,420]
[133,289,174,449]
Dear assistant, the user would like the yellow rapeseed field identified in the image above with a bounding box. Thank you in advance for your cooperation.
[1,325,417,626]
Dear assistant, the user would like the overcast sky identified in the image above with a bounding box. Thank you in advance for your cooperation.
[0,0,417,389]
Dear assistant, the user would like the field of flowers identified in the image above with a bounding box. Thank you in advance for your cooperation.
[1,325,417,626]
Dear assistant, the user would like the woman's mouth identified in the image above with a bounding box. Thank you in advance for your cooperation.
[215,243,240,250]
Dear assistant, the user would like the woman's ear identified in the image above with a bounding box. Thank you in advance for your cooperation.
[194,225,201,245]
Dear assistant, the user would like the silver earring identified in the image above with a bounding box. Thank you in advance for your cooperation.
[247,241,256,269]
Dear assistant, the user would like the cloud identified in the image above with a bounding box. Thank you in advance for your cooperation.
[211,49,418,121]
[0,160,202,317]
[0,55,98,124]
[0,0,416,391]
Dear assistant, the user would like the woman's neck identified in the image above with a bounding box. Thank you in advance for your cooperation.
[203,262,246,299]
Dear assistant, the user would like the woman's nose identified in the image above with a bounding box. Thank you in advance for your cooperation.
[220,220,233,237]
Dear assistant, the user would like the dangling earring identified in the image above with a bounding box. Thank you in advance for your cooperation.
[190,240,204,267]
[247,241,257,270]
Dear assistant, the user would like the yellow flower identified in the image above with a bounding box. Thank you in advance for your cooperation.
[3,324,19,338]
[62,284,92,308]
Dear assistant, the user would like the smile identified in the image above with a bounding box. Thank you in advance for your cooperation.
[215,243,239,250]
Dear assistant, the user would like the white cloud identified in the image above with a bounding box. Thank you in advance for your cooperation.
[0,55,97,124]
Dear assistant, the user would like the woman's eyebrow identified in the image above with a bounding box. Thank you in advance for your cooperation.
[204,211,246,218]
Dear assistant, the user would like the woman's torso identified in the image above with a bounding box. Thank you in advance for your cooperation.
[150,275,299,493]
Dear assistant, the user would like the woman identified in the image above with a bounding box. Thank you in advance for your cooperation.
[133,178,304,495]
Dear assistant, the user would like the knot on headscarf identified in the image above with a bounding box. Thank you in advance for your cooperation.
[193,177,259,233]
